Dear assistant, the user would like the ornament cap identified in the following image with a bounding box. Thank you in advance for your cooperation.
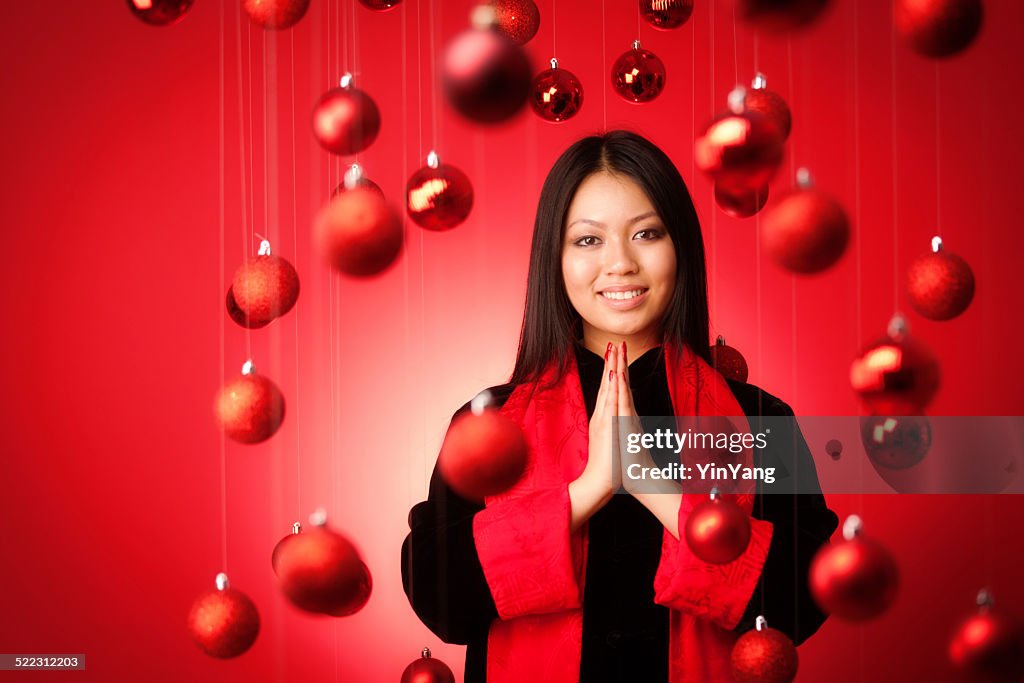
[344,164,364,190]
[727,86,747,114]
[290,522,302,535]
[976,588,995,610]
[887,313,909,340]
[242,360,256,376]
[426,150,440,169]
[752,72,767,90]
[215,572,230,591]
[931,235,944,253]
[471,4,498,30]
[550,57,559,69]
[716,335,726,346]
[257,239,272,256]
[340,72,353,89]
[709,486,720,500]
[471,389,493,416]
[421,646,432,658]
[632,39,642,50]
[755,615,767,631]
[310,507,328,527]
[842,514,863,540]
[795,167,814,190]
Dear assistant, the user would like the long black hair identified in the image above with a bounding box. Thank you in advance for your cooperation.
[509,130,710,389]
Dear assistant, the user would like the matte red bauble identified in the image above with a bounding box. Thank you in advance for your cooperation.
[715,184,769,219]
[215,363,285,444]
[231,251,299,326]
[226,287,271,329]
[442,22,532,123]
[860,415,931,470]
[733,0,832,32]
[639,0,694,30]
[685,495,752,564]
[332,165,384,198]
[810,515,899,621]
[710,336,750,383]
[746,74,792,140]
[272,523,302,575]
[242,0,310,29]
[406,153,474,231]
[761,172,849,274]
[187,574,260,659]
[358,0,402,10]
[695,91,784,190]
[439,402,528,501]
[850,315,941,415]
[611,41,666,103]
[949,590,1024,683]
[315,186,404,277]
[531,59,584,122]
[126,0,194,26]
[312,76,381,156]
[731,617,799,683]
[401,648,456,683]
[906,236,975,321]
[489,0,541,45]
[895,0,983,58]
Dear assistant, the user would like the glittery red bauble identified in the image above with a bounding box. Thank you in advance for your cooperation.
[401,651,456,683]
[710,338,750,382]
[810,534,899,620]
[850,331,940,415]
[860,415,931,470]
[332,176,384,198]
[187,585,260,658]
[275,525,371,616]
[230,255,299,327]
[442,27,532,123]
[745,86,792,140]
[530,65,584,122]
[439,409,528,501]
[489,0,541,46]
[640,0,694,30]
[731,626,799,683]
[315,186,404,277]
[695,111,784,190]
[685,497,752,564]
[126,0,194,26]
[761,188,849,274]
[733,0,832,32]
[611,45,666,103]
[226,287,271,329]
[906,246,975,321]
[895,0,983,58]
[715,184,769,219]
[950,608,1024,682]
[242,0,310,29]
[406,162,474,231]
[215,372,285,444]
[358,0,402,10]
[311,85,381,156]
[272,527,301,575]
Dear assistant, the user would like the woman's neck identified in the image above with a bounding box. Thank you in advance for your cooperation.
[581,327,662,365]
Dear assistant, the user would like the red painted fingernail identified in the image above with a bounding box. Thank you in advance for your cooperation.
[609,370,614,381]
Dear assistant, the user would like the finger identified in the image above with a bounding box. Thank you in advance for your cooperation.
[593,342,613,417]
[618,342,632,417]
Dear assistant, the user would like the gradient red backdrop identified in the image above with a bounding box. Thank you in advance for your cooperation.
[1,1,1022,681]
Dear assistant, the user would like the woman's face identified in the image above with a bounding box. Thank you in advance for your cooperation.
[561,171,677,348]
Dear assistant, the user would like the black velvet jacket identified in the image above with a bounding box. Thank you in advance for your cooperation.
[402,344,839,682]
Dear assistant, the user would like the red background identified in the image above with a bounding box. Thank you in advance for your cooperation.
[1,0,1022,681]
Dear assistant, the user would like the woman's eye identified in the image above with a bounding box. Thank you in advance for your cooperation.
[574,236,599,247]
[635,229,663,240]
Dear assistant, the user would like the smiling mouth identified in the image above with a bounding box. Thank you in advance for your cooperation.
[600,288,648,301]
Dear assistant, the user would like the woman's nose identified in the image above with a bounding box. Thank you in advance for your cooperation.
[604,239,639,274]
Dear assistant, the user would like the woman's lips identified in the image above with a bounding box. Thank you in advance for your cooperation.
[597,288,649,310]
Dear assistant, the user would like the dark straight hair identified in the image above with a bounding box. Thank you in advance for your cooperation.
[509,130,711,389]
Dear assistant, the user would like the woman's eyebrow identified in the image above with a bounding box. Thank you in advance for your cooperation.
[566,211,658,230]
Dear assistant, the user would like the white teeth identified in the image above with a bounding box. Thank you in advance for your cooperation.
[601,289,645,300]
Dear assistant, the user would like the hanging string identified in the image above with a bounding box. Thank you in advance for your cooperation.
[429,0,440,151]
[234,3,254,363]
[890,8,899,313]
[710,0,717,322]
[731,0,740,87]
[218,0,229,576]
[934,63,941,237]
[289,29,302,518]
[601,0,607,130]
[786,37,797,409]
[853,6,866,677]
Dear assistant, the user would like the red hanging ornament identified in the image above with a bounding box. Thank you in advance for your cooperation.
[732,0,832,32]
[850,314,941,415]
[895,0,983,58]
[761,168,849,274]
[439,391,528,501]
[401,647,456,683]
[358,0,402,10]
[312,74,381,156]
[272,522,302,575]
[315,185,404,277]
[810,515,899,621]
[226,287,270,329]
[229,240,300,328]
[825,439,843,460]
[731,616,799,683]
[275,509,373,616]
[242,0,310,30]
[860,415,932,470]
[406,151,475,231]
[126,0,194,26]
[187,573,260,659]
[715,183,769,219]
[906,236,975,321]
[489,0,541,46]
[684,489,752,564]
[611,40,666,103]
[332,164,385,198]
[696,87,784,190]
[949,589,1024,683]
[442,7,533,124]
[531,59,584,122]
[215,361,286,444]
[710,336,750,383]
[639,0,694,30]
[746,73,792,141]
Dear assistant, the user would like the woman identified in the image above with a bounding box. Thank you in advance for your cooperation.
[401,130,838,683]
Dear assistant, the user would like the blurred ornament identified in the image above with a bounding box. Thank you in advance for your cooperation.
[230,240,300,327]
[275,509,372,616]
[187,573,260,658]
[810,515,899,621]
[761,168,849,274]
[332,164,385,198]
[126,0,194,26]
[825,439,843,460]
[640,0,694,29]
[850,314,941,415]
[442,7,532,123]
[215,361,286,444]
[732,0,832,32]
[242,0,310,29]
[906,236,975,321]
[684,489,752,564]
[489,0,541,45]
[531,59,584,122]
[439,391,528,501]
[860,415,932,470]
[710,336,750,383]
[715,183,769,219]
[312,74,381,156]
[358,0,402,10]
[226,287,270,329]
[315,185,404,277]
[746,73,792,140]
[696,87,784,190]
[731,616,799,683]
[406,152,475,231]
[895,0,983,58]
[611,40,666,103]
[271,522,302,576]
[949,589,1024,683]
[401,647,456,683]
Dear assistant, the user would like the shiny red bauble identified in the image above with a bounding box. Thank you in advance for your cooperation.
[895,0,983,58]
[187,575,260,659]
[850,318,940,415]
[716,184,769,219]
[710,336,750,383]
[401,648,456,683]
[215,368,285,444]
[949,597,1024,682]
[685,496,752,564]
[312,81,381,156]
[230,254,299,327]
[489,0,541,46]
[242,0,310,29]
[731,620,799,683]
[442,25,532,123]
[332,176,384,198]
[275,523,372,616]
[640,0,694,30]
[695,109,784,191]
[733,0,832,32]
[272,523,302,575]
[611,42,666,103]
[906,238,975,321]
[761,186,849,274]
[226,287,270,329]
[860,415,931,470]
[406,157,474,231]
[315,186,404,277]
[530,60,584,122]
[439,408,528,501]
[358,0,402,10]
[809,517,899,620]
[126,0,194,26]
[746,78,792,141]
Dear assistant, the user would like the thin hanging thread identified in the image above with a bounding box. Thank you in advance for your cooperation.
[852,0,863,351]
[417,0,428,489]
[218,0,228,575]
[731,1,739,86]
[400,0,415,609]
[429,0,439,150]
[710,0,717,320]
[934,63,942,237]
[751,27,765,621]
[890,12,899,312]
[601,0,607,130]
[234,5,254,363]
[552,0,557,57]
[786,37,797,409]
[289,30,302,518]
